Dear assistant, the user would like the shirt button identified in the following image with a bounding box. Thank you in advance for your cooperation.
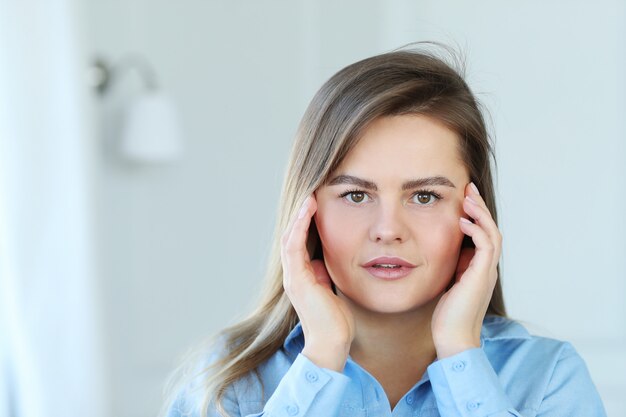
[452,361,466,372]
[305,370,318,383]
[405,394,415,405]
[467,401,480,411]
[286,404,299,415]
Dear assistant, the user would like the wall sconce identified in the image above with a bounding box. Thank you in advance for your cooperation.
[89,54,183,163]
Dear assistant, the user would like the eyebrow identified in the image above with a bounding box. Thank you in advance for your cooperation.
[327,174,456,191]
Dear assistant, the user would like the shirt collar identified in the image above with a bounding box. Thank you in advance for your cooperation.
[283,315,530,355]
[480,314,531,342]
[283,321,305,354]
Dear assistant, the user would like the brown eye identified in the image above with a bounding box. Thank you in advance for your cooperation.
[349,192,366,203]
[413,191,441,205]
[339,190,369,204]
[416,193,431,204]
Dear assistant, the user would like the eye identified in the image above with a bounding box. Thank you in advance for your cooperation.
[412,190,442,206]
[339,189,370,204]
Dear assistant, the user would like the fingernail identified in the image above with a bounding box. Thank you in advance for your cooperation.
[298,197,310,219]
[460,217,472,224]
[470,182,480,195]
[466,196,478,205]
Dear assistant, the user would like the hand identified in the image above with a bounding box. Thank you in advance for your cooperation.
[281,193,355,371]
[431,182,502,359]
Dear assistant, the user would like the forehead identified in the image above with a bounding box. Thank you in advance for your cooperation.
[334,114,467,182]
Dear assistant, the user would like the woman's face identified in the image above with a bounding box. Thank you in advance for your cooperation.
[313,114,470,315]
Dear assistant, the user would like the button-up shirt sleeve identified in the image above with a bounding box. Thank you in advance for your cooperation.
[428,347,521,416]
[163,351,350,417]
[261,353,350,417]
[427,344,607,417]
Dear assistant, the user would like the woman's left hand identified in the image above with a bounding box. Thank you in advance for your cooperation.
[431,181,502,359]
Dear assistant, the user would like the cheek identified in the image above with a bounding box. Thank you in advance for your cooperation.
[416,210,465,261]
[314,213,355,285]
[314,206,355,261]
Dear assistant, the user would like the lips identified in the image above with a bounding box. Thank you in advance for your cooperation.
[362,256,416,268]
[362,256,416,280]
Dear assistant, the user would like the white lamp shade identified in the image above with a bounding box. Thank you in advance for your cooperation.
[120,91,183,162]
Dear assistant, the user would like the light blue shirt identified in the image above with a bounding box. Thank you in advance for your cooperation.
[166,315,606,416]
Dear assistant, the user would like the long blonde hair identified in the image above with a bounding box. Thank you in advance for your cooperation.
[161,42,506,417]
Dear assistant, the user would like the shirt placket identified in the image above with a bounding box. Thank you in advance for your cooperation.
[343,357,432,417]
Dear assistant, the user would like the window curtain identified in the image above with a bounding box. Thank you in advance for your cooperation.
[0,1,105,416]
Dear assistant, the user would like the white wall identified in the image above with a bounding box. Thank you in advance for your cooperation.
[82,1,625,416]
[0,1,105,416]
[85,2,306,416]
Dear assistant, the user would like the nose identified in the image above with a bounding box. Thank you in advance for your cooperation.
[368,200,410,244]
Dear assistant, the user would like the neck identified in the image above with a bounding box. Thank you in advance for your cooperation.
[341,293,441,367]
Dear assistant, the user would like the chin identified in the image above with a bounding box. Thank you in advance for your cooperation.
[339,287,441,316]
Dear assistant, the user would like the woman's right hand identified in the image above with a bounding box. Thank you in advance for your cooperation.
[281,193,355,372]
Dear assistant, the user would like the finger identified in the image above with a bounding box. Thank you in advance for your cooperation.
[465,183,502,237]
[459,217,500,273]
[281,195,314,250]
[281,193,317,245]
[282,195,317,280]
[281,196,311,247]
[462,196,497,232]
[462,195,502,248]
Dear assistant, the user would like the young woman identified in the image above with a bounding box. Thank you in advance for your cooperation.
[162,44,606,417]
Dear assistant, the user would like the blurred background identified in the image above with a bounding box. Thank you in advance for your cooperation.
[1,1,625,416]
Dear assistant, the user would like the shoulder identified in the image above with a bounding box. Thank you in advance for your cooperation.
[482,315,576,351]
[482,315,578,358]
[160,338,238,417]
[481,316,605,414]
[481,315,592,386]
[163,330,302,417]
